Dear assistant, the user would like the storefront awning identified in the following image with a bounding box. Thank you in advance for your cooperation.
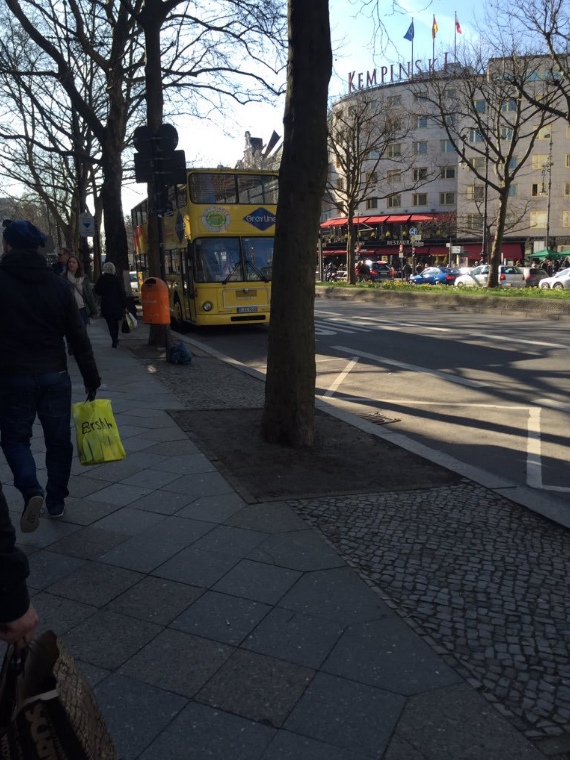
[321,218,347,228]
[364,215,389,224]
[528,249,568,261]
[385,215,411,223]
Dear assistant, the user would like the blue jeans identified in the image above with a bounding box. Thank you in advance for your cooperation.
[0,372,73,508]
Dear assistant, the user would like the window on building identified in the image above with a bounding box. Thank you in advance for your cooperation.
[508,185,517,197]
[415,115,428,129]
[387,95,402,106]
[366,171,378,184]
[413,141,428,155]
[532,154,549,170]
[530,210,547,228]
[564,182,570,196]
[413,90,428,101]
[469,157,486,171]
[336,177,344,190]
[467,185,485,201]
[440,166,456,179]
[501,127,514,141]
[536,125,552,140]
[441,140,455,153]
[566,154,570,168]
[439,192,455,205]
[566,125,570,139]
[469,129,484,143]
[444,89,456,99]
[508,156,518,170]
[466,214,484,231]
[445,113,456,127]
[563,210,570,227]
[335,204,344,213]
[387,170,401,183]
[366,198,378,210]
[387,143,402,158]
[501,99,517,112]
[413,167,428,181]
[474,100,486,113]
[412,193,428,206]
[531,182,547,197]
[387,194,401,208]
[368,149,379,159]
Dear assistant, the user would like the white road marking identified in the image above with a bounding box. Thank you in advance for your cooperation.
[324,358,360,397]
[332,345,487,389]
[535,398,570,413]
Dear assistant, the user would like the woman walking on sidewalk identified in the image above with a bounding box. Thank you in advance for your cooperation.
[66,256,96,327]
[95,262,126,348]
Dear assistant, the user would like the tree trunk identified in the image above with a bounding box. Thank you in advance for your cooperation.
[261,0,332,447]
[487,188,509,288]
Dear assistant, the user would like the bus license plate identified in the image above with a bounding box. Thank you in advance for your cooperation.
[237,306,258,313]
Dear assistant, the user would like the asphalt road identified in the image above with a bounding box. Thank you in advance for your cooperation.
[185,300,570,501]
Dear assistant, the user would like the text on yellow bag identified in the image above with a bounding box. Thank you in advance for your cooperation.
[72,399,126,466]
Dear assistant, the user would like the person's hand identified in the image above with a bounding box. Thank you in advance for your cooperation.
[0,605,39,648]
[85,386,98,397]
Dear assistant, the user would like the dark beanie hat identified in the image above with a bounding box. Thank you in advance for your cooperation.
[3,220,47,249]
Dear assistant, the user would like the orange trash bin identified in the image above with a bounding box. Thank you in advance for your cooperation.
[141,277,170,325]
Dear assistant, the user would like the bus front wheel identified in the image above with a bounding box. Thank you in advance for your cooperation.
[172,297,184,328]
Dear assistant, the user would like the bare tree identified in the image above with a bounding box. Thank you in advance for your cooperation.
[419,49,553,286]
[261,0,332,447]
[328,94,433,283]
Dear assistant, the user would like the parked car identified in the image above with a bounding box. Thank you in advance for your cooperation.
[367,261,395,282]
[522,267,548,288]
[538,267,570,290]
[409,266,458,286]
[129,271,141,300]
[454,265,525,288]
[332,268,348,281]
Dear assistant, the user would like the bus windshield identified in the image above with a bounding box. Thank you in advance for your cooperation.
[194,237,273,283]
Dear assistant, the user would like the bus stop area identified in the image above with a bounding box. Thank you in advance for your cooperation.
[2,317,566,760]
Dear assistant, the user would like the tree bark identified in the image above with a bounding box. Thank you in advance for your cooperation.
[261,0,331,447]
[487,187,510,288]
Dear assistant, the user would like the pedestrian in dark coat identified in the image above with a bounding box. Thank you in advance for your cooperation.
[0,484,38,645]
[94,262,126,348]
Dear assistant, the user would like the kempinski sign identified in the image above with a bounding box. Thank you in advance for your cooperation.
[348,52,451,92]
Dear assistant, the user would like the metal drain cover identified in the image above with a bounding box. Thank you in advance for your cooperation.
[358,411,401,426]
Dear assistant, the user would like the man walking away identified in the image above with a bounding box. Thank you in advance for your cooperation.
[0,221,101,532]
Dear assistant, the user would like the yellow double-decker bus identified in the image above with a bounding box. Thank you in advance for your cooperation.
[131,168,278,326]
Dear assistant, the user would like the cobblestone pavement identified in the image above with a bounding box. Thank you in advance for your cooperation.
[290,483,570,745]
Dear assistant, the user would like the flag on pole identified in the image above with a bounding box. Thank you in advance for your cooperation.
[455,13,462,34]
[404,20,414,41]
[432,15,438,38]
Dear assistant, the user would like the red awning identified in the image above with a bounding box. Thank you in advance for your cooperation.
[409,214,435,222]
[364,215,389,224]
[321,218,347,228]
[385,215,411,223]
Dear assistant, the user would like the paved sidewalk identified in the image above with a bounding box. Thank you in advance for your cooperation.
[1,320,553,759]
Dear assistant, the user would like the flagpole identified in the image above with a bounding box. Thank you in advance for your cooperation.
[411,22,414,80]
[454,12,457,62]
[432,15,435,68]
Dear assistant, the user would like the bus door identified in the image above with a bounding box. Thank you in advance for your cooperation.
[186,243,198,323]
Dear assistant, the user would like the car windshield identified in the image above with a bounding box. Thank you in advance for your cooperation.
[555,268,570,277]
[129,272,137,282]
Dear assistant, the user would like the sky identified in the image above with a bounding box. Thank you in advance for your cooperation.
[123,0,482,211]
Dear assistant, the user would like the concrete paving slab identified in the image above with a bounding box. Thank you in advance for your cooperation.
[149,453,217,475]
[285,672,405,757]
[171,590,271,645]
[77,661,111,689]
[67,474,108,499]
[14,519,84,552]
[120,628,233,698]
[135,426,189,442]
[226,502,309,534]
[48,526,129,560]
[27,550,86,590]
[196,649,314,728]
[212,559,302,605]
[322,618,462,696]
[144,439,202,456]
[86,482,152,506]
[106,576,204,625]
[99,535,187,573]
[114,413,179,429]
[127,489,196,515]
[242,608,345,670]
[118,469,185,489]
[248,530,347,572]
[393,683,546,760]
[153,546,242,588]
[260,731,371,760]
[82,460,145,482]
[138,701,275,760]
[122,437,160,453]
[382,736,430,760]
[137,515,215,546]
[176,493,246,523]
[190,525,268,557]
[94,673,187,760]
[58,496,122,526]
[279,568,394,625]
[92,507,166,535]
[63,609,161,669]
[48,561,143,607]
[32,592,97,636]
[162,471,238,498]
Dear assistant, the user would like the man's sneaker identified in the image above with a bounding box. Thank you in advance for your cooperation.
[47,503,66,519]
[21,493,44,533]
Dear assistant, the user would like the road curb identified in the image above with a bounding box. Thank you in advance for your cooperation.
[175,331,570,532]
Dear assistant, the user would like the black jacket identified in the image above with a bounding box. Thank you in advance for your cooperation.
[94,273,126,320]
[0,248,100,389]
[0,487,30,623]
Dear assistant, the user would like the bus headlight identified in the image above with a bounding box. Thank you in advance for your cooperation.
[202,301,213,312]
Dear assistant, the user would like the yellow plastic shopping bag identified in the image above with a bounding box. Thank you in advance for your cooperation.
[72,398,126,466]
